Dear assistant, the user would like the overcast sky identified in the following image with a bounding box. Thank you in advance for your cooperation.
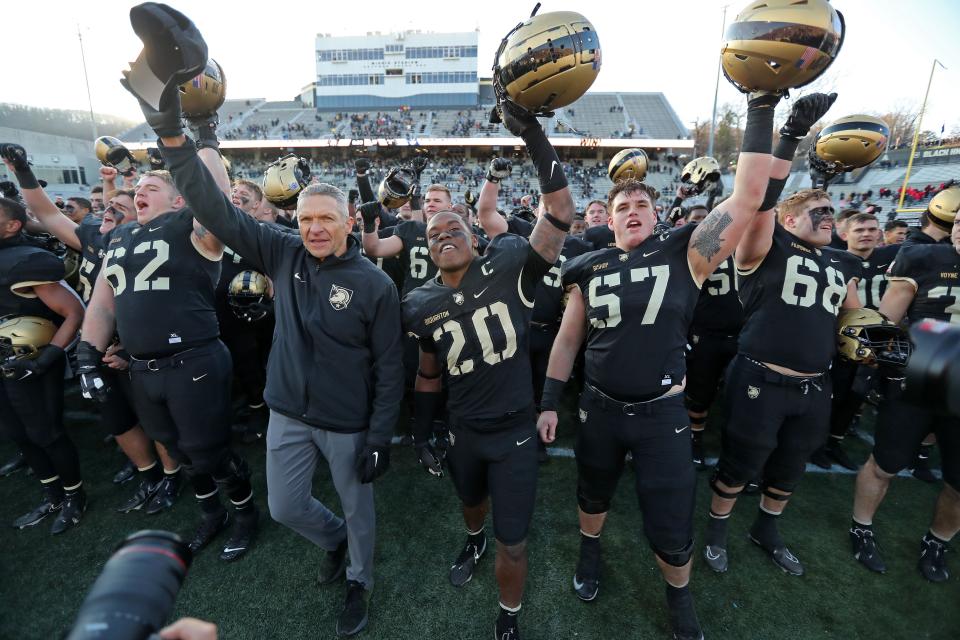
[4,0,958,136]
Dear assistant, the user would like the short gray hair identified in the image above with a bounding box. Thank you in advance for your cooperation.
[296,183,349,220]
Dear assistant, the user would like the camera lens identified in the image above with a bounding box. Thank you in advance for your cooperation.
[67,530,192,640]
[904,320,960,416]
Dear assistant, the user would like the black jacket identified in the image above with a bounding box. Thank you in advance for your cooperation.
[161,141,404,445]
[902,227,949,248]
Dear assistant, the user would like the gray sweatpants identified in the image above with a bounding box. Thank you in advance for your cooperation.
[266,411,375,588]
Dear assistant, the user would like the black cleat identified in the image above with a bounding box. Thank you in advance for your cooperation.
[336,580,370,637]
[51,488,87,535]
[918,536,950,583]
[12,486,63,529]
[850,526,886,574]
[0,450,26,477]
[116,478,162,513]
[449,535,487,587]
[187,509,230,554]
[220,506,258,562]
[112,460,136,485]
[145,472,182,515]
[494,609,520,640]
[573,537,601,601]
[667,589,704,640]
[318,537,349,585]
[703,544,729,573]
[748,534,804,576]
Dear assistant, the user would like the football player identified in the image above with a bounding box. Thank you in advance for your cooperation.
[4,152,183,514]
[538,92,834,639]
[0,185,86,534]
[583,200,608,228]
[404,98,574,640]
[883,219,908,246]
[849,203,960,582]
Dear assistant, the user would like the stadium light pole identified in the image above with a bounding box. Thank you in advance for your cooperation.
[896,58,946,213]
[707,5,728,159]
[77,24,98,141]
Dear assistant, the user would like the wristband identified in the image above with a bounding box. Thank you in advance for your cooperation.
[540,376,566,412]
[773,137,800,162]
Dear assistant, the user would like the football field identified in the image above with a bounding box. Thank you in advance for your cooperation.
[1,391,958,640]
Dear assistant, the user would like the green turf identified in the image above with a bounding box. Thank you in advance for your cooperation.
[1,392,958,640]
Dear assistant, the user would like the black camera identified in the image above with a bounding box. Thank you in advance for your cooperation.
[66,530,193,640]
[903,320,960,416]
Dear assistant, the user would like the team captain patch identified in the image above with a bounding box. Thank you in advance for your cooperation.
[329,284,353,310]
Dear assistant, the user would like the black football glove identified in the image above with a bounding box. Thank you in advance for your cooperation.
[1,345,63,381]
[76,340,112,402]
[0,143,31,172]
[486,157,512,183]
[355,443,390,483]
[358,201,382,233]
[186,113,220,150]
[780,92,838,141]
[414,442,444,478]
[354,157,371,175]
[492,98,539,138]
[125,89,184,139]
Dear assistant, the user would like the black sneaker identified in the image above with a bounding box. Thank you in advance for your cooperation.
[573,537,601,601]
[220,506,258,562]
[918,536,950,583]
[703,544,729,573]
[850,526,886,573]
[0,450,26,477]
[449,535,487,587]
[112,460,136,485]
[494,609,520,640]
[187,509,230,554]
[825,440,858,471]
[12,486,63,529]
[336,580,370,637]
[748,533,804,576]
[116,478,162,513]
[667,590,704,640]
[51,488,87,535]
[318,538,349,585]
[145,472,182,515]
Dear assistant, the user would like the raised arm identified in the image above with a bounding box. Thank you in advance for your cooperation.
[497,100,573,264]
[359,203,403,257]
[477,158,510,239]
[0,145,80,251]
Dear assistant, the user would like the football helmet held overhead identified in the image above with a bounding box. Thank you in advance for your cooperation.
[228,270,272,322]
[608,148,648,183]
[262,154,311,209]
[721,0,845,94]
[837,308,911,368]
[927,185,960,231]
[492,6,601,116]
[179,59,226,118]
[94,136,136,174]
[680,156,721,195]
[378,167,418,209]
[814,115,889,173]
[0,316,57,362]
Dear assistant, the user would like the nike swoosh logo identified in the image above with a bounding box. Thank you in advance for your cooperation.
[643,250,659,257]
[373,451,379,466]
[675,425,688,434]
[294,273,304,282]
[192,374,207,382]
[222,547,247,554]
[830,259,840,263]
[516,436,532,447]
[876,264,888,270]
[148,226,161,232]
[549,160,559,180]
[706,548,721,560]
[473,287,488,298]
[573,576,585,590]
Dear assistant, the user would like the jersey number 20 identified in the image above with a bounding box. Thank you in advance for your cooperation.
[432,301,517,376]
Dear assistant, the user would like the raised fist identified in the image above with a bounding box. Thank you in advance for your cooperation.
[354,158,371,175]
[780,92,839,141]
[100,166,119,182]
[486,157,512,183]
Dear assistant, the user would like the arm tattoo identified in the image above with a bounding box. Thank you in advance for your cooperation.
[691,210,732,262]
[194,225,208,239]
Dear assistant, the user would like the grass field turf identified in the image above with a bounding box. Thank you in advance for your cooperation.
[1,392,958,640]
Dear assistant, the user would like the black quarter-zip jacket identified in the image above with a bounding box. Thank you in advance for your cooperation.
[161,140,404,446]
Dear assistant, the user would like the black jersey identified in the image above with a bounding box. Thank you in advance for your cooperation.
[690,257,743,336]
[74,221,107,303]
[532,235,591,327]
[403,234,552,428]
[0,238,66,324]
[888,245,960,324]
[738,225,849,372]
[851,244,899,310]
[583,224,616,251]
[562,225,701,400]
[103,209,221,357]
[391,220,439,296]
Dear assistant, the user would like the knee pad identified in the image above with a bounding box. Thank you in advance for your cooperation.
[577,486,611,515]
[653,538,694,568]
[761,484,794,501]
[710,466,745,499]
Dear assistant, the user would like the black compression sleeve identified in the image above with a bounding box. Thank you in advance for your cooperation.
[521,127,568,194]
[741,101,776,155]
[413,391,443,445]
[15,167,39,190]
[357,172,375,204]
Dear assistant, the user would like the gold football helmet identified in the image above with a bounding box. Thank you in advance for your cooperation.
[0,316,56,361]
[262,154,311,209]
[680,156,721,195]
[608,149,648,183]
[378,167,418,209]
[493,8,601,115]
[928,186,960,230]
[179,59,226,118]
[837,308,911,368]
[814,115,889,173]
[228,270,271,322]
[94,136,136,174]
[721,0,845,94]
